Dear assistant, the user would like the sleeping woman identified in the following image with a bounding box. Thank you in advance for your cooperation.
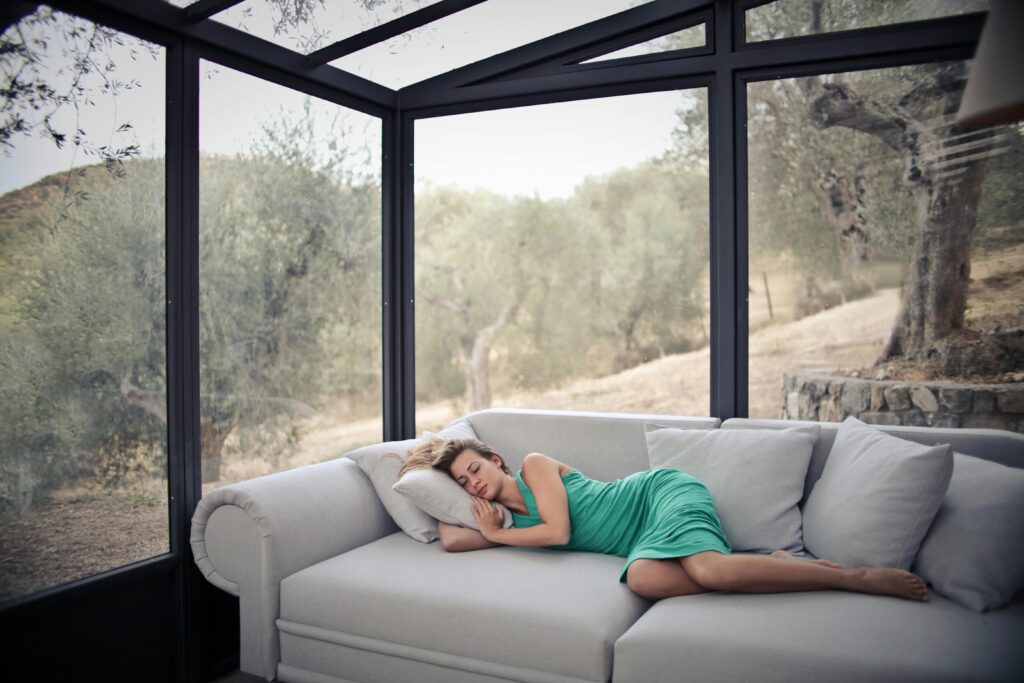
[399,436,929,602]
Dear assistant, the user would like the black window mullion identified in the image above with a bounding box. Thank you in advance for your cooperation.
[400,112,417,439]
[166,35,204,683]
[709,0,740,420]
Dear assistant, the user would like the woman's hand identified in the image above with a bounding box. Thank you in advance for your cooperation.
[471,496,504,540]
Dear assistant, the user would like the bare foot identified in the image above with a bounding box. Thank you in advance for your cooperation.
[770,549,842,569]
[849,568,929,602]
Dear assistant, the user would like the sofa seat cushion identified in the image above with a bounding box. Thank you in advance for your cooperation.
[279,532,650,683]
[613,590,1024,683]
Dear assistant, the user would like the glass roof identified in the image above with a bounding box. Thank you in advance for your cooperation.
[210,0,441,54]
[328,0,655,90]
[581,23,705,63]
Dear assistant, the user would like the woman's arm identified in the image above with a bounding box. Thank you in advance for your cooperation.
[437,521,500,552]
[477,453,571,547]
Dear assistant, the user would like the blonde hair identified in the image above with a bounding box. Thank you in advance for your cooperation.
[398,436,509,479]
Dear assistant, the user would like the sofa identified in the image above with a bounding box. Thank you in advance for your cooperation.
[190,408,1024,683]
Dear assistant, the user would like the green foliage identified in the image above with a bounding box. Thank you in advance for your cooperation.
[414,156,710,402]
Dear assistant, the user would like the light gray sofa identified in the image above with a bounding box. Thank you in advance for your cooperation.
[191,408,1024,683]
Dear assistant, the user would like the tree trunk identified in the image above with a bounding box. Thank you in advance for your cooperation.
[882,159,987,359]
[806,165,872,287]
[806,70,994,365]
[200,419,231,484]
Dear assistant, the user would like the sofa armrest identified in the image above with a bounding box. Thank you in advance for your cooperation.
[190,457,397,680]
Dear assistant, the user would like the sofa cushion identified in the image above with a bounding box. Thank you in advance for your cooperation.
[392,427,514,530]
[348,419,481,543]
[802,416,953,570]
[644,423,819,554]
[721,417,1024,505]
[613,590,1024,683]
[913,453,1024,612]
[347,438,433,542]
[279,532,650,683]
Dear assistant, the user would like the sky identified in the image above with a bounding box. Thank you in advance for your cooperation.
[0,2,701,199]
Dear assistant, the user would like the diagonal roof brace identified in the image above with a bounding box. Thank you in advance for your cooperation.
[307,0,488,66]
[186,0,247,22]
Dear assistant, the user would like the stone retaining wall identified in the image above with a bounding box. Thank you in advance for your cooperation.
[781,373,1024,433]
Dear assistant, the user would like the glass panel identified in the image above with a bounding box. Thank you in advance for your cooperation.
[212,0,440,54]
[0,7,167,602]
[746,0,989,43]
[331,0,656,89]
[747,63,1024,433]
[415,89,710,433]
[199,62,383,491]
[581,23,705,63]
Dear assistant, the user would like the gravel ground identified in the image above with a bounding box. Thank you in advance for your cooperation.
[0,492,167,602]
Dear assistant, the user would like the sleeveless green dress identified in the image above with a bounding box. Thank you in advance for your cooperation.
[512,468,731,582]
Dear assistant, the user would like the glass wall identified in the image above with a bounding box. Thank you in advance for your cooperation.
[0,7,167,602]
[198,62,383,491]
[414,90,710,432]
[747,62,1024,429]
[745,0,989,42]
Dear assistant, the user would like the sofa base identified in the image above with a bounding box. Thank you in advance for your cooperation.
[277,621,598,683]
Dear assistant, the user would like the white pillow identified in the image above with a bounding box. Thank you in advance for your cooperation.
[644,423,819,554]
[392,426,514,530]
[802,417,953,570]
[912,454,1024,612]
[347,438,436,543]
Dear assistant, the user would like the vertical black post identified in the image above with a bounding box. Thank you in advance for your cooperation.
[167,36,204,683]
[400,112,417,438]
[709,0,742,419]
[382,109,417,441]
[382,111,400,441]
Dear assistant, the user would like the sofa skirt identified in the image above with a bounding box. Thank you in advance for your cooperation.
[277,620,599,683]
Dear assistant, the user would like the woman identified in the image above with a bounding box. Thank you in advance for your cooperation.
[400,436,929,602]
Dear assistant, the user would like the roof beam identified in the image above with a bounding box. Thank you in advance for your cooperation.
[307,0,487,66]
[185,0,245,23]
[401,0,711,97]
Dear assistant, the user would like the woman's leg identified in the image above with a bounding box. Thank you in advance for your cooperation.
[680,551,928,601]
[626,558,709,600]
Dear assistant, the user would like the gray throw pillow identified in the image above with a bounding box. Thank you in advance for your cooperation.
[644,423,820,554]
[348,419,491,542]
[348,438,436,543]
[802,416,953,570]
[393,426,514,530]
[912,453,1024,612]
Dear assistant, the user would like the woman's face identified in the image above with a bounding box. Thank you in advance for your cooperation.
[450,449,503,499]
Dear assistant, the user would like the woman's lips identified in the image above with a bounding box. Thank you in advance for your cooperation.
[478,484,487,496]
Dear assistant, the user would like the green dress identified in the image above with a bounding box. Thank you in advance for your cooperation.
[511,468,731,582]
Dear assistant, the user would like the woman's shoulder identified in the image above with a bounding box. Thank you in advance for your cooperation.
[522,452,574,478]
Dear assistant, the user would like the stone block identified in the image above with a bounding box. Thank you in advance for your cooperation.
[901,410,928,427]
[927,413,961,428]
[996,387,1024,414]
[938,387,972,414]
[870,383,886,412]
[819,398,843,423]
[841,381,870,414]
[829,382,843,397]
[859,411,901,426]
[884,385,911,411]
[910,386,939,412]
[974,390,995,414]
[783,374,795,393]
[963,415,1009,430]
[786,391,799,419]
[798,391,819,420]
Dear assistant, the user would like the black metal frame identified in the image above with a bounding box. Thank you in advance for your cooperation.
[0,1,985,680]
